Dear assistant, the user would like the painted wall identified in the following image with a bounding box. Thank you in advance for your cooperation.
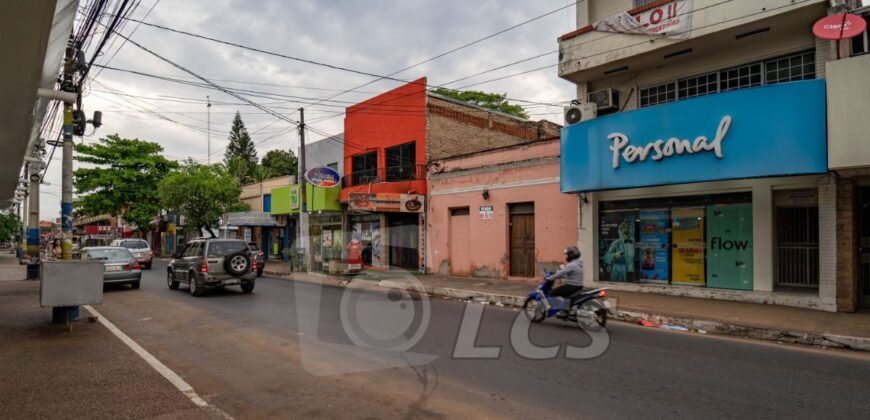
[241,176,292,212]
[341,78,427,202]
[826,53,870,171]
[427,140,578,279]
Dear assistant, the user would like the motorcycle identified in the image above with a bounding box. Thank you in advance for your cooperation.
[522,273,611,329]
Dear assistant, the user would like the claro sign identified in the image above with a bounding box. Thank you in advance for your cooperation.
[560,80,827,193]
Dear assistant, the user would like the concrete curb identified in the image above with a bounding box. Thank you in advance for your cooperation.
[264,269,870,352]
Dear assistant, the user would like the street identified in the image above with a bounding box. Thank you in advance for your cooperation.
[91,260,870,419]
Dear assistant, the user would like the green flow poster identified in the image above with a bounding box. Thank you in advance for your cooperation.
[706,204,753,290]
[671,207,705,285]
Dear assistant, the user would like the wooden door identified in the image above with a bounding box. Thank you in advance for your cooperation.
[450,208,471,275]
[509,211,535,277]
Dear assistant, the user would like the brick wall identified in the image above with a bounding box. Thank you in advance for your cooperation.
[425,95,560,161]
[836,178,859,312]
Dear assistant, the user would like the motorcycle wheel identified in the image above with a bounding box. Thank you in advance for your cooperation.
[522,297,546,323]
[577,301,607,330]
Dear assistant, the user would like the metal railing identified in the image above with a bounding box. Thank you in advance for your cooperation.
[345,165,425,187]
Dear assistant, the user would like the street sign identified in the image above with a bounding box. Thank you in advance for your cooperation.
[812,13,867,40]
[304,166,341,188]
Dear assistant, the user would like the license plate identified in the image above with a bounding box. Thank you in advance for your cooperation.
[222,279,240,285]
[105,265,121,272]
[348,264,361,270]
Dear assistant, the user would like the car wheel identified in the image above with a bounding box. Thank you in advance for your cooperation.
[131,280,141,289]
[223,251,251,277]
[167,270,179,290]
[241,282,254,293]
[257,267,263,277]
[189,273,204,297]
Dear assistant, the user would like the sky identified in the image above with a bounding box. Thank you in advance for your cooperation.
[39,0,578,220]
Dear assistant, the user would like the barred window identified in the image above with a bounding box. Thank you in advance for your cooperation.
[639,82,676,107]
[720,62,762,92]
[765,50,815,84]
[677,72,718,99]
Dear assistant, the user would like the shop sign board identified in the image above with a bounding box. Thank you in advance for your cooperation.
[561,80,827,192]
[348,192,424,213]
[479,206,494,219]
[812,13,866,40]
[304,166,341,188]
[637,209,669,283]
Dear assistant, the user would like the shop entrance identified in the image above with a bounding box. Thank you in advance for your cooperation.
[859,187,870,307]
[387,213,419,271]
[449,208,471,275]
[509,203,535,277]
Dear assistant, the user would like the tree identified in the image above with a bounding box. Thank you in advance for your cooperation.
[260,149,298,178]
[74,134,179,231]
[0,211,21,243]
[430,88,529,119]
[158,162,249,237]
[223,112,258,183]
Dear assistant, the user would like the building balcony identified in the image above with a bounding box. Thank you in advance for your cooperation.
[558,0,826,84]
[344,165,426,187]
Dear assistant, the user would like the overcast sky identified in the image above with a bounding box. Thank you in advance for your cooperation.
[40,0,577,219]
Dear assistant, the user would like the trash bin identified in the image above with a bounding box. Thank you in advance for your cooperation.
[26,262,39,280]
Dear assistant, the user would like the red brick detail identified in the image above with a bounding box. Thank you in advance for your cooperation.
[428,105,539,141]
[558,0,677,42]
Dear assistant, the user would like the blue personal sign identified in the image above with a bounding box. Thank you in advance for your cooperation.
[560,80,828,192]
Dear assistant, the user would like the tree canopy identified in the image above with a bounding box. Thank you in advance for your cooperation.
[260,149,298,179]
[224,112,258,184]
[73,134,178,231]
[430,88,529,119]
[158,162,249,237]
[0,211,21,243]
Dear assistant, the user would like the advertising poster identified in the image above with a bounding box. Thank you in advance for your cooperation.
[638,209,670,283]
[671,207,706,285]
[706,204,753,290]
[599,210,637,282]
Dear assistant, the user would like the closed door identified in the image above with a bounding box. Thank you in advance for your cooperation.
[450,208,471,275]
[509,204,535,277]
[860,188,870,307]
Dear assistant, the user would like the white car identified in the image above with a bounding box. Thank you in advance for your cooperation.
[111,238,154,269]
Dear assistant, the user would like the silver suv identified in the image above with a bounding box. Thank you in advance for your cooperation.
[111,238,153,269]
[167,237,257,296]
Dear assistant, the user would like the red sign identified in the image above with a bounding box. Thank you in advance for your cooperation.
[812,14,866,40]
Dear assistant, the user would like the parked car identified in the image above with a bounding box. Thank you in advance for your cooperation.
[248,242,265,277]
[111,238,153,269]
[82,246,142,289]
[167,237,257,296]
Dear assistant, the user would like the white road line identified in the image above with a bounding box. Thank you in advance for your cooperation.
[83,305,233,418]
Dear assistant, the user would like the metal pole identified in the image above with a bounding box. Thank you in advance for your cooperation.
[298,108,307,271]
[27,170,40,276]
[61,102,74,261]
[207,95,212,165]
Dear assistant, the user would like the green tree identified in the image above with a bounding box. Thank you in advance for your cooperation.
[260,149,298,178]
[430,88,529,119]
[0,211,21,243]
[73,134,179,231]
[223,112,258,183]
[158,163,249,237]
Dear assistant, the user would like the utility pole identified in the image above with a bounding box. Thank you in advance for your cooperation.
[207,95,212,165]
[297,108,307,269]
[26,166,40,278]
[55,42,79,322]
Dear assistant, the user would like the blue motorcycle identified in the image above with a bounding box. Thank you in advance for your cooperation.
[522,273,611,329]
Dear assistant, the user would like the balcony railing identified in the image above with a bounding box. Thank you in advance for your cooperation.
[345,165,425,187]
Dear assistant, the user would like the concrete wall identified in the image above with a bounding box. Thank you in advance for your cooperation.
[826,53,870,171]
[427,140,577,279]
[559,0,827,83]
[241,176,292,212]
[305,134,344,174]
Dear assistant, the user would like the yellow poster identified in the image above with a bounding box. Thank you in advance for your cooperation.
[671,207,705,285]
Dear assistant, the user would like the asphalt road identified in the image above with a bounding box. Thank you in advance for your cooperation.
[94,260,870,419]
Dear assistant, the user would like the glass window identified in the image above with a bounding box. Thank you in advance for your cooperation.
[765,51,815,84]
[850,14,869,56]
[206,241,248,258]
[87,248,133,260]
[350,151,378,186]
[719,63,762,92]
[599,192,753,289]
[385,142,416,182]
[184,242,202,257]
[120,240,148,249]
[640,82,676,107]
[677,72,718,99]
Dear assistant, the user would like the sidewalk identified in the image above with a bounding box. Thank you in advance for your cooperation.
[0,279,210,419]
[0,250,25,282]
[262,261,870,352]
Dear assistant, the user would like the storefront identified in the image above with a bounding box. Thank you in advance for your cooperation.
[305,183,343,273]
[561,80,835,310]
[223,212,284,259]
[348,192,424,271]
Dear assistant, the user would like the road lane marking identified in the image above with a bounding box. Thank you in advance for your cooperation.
[83,305,234,418]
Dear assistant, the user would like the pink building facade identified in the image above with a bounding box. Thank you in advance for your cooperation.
[426,139,578,279]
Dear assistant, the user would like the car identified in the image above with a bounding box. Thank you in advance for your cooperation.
[167,237,257,297]
[111,238,153,269]
[81,246,142,289]
[247,242,265,277]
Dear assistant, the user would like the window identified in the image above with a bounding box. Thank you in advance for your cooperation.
[183,242,202,257]
[450,208,470,216]
[207,241,248,258]
[350,151,378,186]
[385,142,416,182]
[851,14,870,56]
[639,50,814,108]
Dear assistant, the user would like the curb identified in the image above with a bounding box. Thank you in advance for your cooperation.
[264,270,870,352]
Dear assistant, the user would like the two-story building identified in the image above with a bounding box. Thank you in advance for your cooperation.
[558,0,870,311]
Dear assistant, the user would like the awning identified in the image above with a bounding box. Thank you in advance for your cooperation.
[222,212,283,227]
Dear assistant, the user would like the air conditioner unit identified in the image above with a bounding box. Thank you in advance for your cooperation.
[587,89,619,113]
[564,102,598,125]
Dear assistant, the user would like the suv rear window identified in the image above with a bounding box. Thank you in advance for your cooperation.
[207,241,248,257]
[120,240,149,249]
[248,243,259,251]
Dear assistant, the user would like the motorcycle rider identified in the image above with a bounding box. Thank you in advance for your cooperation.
[547,246,584,305]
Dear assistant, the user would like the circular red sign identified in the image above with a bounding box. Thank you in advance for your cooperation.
[812,13,867,40]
